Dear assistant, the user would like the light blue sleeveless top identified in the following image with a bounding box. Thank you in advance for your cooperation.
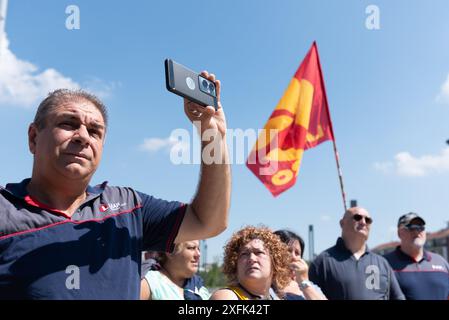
[144,270,211,300]
[144,270,184,300]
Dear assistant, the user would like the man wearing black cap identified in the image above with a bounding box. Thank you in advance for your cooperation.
[383,212,449,300]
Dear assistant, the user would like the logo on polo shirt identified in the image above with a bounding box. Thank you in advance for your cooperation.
[432,264,444,271]
[99,202,127,213]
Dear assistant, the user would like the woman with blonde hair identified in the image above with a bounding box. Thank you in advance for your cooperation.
[210,226,291,300]
[140,240,210,300]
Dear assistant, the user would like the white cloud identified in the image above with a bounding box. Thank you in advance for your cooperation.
[83,76,120,99]
[0,34,79,108]
[140,135,189,155]
[320,215,332,222]
[0,32,114,108]
[374,147,449,177]
[436,73,449,104]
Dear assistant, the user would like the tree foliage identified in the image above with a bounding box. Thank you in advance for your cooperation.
[199,263,226,288]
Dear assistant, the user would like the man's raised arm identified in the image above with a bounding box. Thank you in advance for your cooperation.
[175,71,231,242]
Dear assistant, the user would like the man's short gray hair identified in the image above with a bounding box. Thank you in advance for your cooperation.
[33,89,108,130]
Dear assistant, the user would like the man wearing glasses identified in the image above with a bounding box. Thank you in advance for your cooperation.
[309,207,405,300]
[383,213,449,300]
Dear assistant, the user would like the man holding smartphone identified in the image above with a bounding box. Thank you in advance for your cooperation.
[0,70,231,299]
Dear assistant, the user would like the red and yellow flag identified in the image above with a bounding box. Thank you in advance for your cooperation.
[246,42,334,196]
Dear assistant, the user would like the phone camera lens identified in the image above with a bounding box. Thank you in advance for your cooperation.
[202,79,208,89]
[208,83,215,94]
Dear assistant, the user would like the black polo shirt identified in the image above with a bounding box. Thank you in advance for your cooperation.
[309,237,405,300]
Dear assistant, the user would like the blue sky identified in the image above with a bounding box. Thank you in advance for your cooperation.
[1,0,449,264]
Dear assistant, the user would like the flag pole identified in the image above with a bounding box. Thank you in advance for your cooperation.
[313,41,348,212]
[330,140,348,212]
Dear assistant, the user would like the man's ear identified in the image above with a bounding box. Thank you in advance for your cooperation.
[28,123,38,155]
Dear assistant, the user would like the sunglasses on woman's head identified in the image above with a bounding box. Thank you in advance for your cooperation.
[352,214,373,225]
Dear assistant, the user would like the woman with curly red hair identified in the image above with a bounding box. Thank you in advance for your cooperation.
[210,226,291,300]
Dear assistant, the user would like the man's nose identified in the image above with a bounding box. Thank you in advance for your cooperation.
[73,125,90,145]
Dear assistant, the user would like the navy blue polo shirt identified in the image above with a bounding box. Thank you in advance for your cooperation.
[384,246,449,300]
[309,237,405,300]
[0,179,186,299]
